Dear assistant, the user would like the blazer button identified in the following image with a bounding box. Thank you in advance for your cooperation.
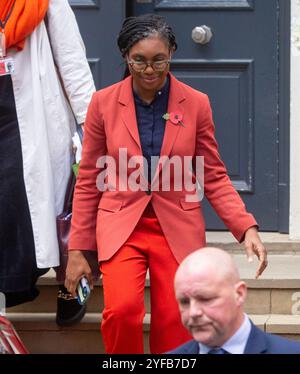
[146,189,151,195]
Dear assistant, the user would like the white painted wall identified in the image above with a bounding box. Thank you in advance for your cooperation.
[290,0,300,239]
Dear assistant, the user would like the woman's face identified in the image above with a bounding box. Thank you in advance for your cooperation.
[127,35,171,94]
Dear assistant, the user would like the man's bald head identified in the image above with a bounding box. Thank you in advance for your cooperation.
[175,247,241,288]
[174,247,247,347]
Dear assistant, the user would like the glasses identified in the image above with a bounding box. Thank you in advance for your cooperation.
[127,59,170,73]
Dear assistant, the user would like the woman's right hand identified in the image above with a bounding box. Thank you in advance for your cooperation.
[65,250,93,297]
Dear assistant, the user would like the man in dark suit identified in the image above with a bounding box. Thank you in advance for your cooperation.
[168,247,300,354]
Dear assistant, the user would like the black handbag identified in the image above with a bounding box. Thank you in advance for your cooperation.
[55,127,100,282]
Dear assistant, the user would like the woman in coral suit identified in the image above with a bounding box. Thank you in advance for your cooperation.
[66,14,267,354]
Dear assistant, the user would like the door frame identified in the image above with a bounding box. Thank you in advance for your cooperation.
[278,0,290,233]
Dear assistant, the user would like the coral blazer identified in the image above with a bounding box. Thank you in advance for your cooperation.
[69,73,257,263]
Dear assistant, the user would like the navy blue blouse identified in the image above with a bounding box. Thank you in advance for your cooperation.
[133,75,170,182]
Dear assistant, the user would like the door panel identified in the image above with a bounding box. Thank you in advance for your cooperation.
[133,0,279,231]
[69,0,125,89]
[154,0,254,10]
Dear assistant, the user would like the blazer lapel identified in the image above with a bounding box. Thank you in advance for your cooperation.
[152,73,186,184]
[119,76,142,153]
[244,322,268,354]
[118,77,150,188]
[160,73,186,157]
[118,74,186,187]
[185,340,200,354]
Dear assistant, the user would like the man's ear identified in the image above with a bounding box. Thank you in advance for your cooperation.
[235,281,247,306]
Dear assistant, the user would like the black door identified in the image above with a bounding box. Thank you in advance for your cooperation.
[131,0,283,231]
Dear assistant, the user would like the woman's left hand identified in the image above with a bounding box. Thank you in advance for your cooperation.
[244,226,268,279]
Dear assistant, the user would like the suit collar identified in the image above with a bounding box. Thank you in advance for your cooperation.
[244,321,268,354]
[118,73,187,185]
[118,73,185,183]
[118,75,134,107]
[184,322,267,354]
[159,73,186,157]
[118,76,141,152]
[118,72,185,107]
[180,323,268,354]
[152,73,186,182]
[182,340,200,354]
[118,73,186,151]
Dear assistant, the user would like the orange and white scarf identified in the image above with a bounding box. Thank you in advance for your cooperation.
[0,0,49,51]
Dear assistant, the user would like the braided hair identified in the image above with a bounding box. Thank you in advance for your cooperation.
[117,14,177,78]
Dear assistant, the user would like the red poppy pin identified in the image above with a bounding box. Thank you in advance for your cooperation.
[162,112,185,127]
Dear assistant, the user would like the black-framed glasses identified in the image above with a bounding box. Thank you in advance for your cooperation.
[127,59,170,73]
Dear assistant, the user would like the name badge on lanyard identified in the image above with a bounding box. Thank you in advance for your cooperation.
[0,57,15,76]
[0,33,14,76]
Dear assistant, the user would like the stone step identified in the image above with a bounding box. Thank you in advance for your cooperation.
[7,254,300,315]
[206,232,300,254]
[7,312,150,354]
[5,313,300,354]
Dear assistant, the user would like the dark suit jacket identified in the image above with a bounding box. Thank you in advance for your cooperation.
[167,322,300,354]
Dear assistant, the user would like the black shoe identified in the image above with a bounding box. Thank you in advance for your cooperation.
[56,285,87,326]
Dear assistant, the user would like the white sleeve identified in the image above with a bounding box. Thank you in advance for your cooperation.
[46,0,96,124]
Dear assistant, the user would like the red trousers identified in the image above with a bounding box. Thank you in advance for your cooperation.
[99,216,191,353]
